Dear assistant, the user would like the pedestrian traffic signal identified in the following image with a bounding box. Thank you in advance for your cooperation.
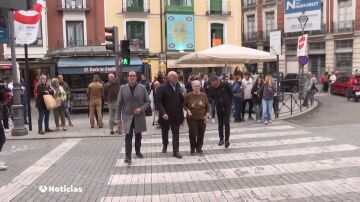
[105,26,119,53]
[121,40,130,66]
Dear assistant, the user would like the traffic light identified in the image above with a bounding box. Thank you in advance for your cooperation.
[121,40,130,66]
[105,26,119,53]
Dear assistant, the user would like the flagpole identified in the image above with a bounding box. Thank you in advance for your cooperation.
[8,10,28,136]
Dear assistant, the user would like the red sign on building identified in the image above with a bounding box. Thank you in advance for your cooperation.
[0,63,12,70]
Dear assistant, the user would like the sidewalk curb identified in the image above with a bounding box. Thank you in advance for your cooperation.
[6,101,318,141]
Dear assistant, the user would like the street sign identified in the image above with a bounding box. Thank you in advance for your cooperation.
[297,34,308,56]
[270,31,282,56]
[299,56,308,65]
[284,0,321,33]
[0,8,8,43]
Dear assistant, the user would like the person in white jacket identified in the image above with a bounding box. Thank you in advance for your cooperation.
[241,72,254,120]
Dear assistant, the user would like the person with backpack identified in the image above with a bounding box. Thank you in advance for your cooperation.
[261,75,276,125]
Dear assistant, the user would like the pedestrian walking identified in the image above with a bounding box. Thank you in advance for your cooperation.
[184,80,210,155]
[58,75,73,127]
[51,78,67,131]
[117,71,151,164]
[242,72,254,120]
[103,73,121,134]
[0,80,11,133]
[87,75,103,128]
[0,85,7,171]
[156,71,184,159]
[232,76,244,122]
[207,75,233,148]
[252,77,264,122]
[139,74,151,95]
[261,75,276,125]
[35,75,54,134]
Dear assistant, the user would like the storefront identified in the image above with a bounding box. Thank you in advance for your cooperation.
[0,62,12,80]
[57,56,148,110]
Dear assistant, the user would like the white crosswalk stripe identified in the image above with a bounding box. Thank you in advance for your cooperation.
[103,122,360,201]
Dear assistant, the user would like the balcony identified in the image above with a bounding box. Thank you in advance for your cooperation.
[166,0,194,13]
[242,0,256,8]
[57,0,89,11]
[243,32,258,42]
[263,0,276,4]
[333,20,354,33]
[284,24,326,38]
[122,0,150,13]
[206,0,231,16]
[56,40,100,49]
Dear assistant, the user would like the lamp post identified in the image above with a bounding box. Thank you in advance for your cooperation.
[297,12,309,103]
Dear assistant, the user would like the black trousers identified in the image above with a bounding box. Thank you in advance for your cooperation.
[161,120,180,153]
[187,118,206,152]
[273,96,279,118]
[2,105,9,129]
[217,107,231,141]
[0,120,5,152]
[242,99,253,118]
[125,119,142,160]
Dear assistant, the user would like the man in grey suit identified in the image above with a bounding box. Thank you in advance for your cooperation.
[117,71,151,164]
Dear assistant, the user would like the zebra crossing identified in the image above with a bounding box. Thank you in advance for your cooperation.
[101,122,360,201]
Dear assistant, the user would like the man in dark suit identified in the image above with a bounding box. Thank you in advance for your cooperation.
[156,71,184,159]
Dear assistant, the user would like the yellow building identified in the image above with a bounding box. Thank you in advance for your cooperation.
[105,0,242,80]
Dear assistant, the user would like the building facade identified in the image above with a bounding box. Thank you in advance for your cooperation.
[242,0,360,77]
[105,0,242,80]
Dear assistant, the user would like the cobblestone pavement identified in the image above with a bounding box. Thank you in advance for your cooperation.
[1,118,360,201]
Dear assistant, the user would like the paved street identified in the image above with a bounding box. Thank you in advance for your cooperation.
[1,93,360,201]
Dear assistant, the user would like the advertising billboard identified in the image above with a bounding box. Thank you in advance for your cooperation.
[166,14,195,51]
[0,8,8,44]
[284,0,321,33]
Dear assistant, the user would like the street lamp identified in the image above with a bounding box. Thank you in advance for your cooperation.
[297,12,309,103]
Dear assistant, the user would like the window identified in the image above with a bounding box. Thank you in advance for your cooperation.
[335,53,352,73]
[265,12,275,38]
[65,0,84,8]
[125,0,144,11]
[210,0,222,14]
[335,40,353,49]
[244,0,256,6]
[66,21,84,47]
[211,23,223,47]
[126,21,145,49]
[309,42,325,50]
[247,15,256,33]
[338,0,352,28]
[167,0,192,6]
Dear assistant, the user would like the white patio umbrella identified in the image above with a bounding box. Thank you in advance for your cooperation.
[175,44,280,65]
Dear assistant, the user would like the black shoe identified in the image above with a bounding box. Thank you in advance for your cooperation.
[225,141,230,148]
[190,149,195,155]
[38,130,45,135]
[45,128,54,132]
[218,140,224,146]
[136,153,144,159]
[24,122,29,125]
[110,130,115,135]
[248,116,254,120]
[162,145,167,153]
[173,152,182,159]
[196,149,204,155]
[124,159,131,164]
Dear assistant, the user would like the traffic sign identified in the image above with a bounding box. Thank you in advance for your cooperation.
[299,56,308,65]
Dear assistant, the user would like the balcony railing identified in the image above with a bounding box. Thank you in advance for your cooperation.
[11,39,43,47]
[242,0,256,8]
[206,0,231,16]
[166,0,194,13]
[129,39,145,50]
[56,40,103,49]
[57,0,89,11]
[284,24,326,38]
[333,20,354,33]
[243,32,258,42]
[263,0,276,4]
[122,0,150,13]
[263,30,277,40]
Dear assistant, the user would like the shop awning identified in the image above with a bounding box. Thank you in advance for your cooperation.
[57,56,143,74]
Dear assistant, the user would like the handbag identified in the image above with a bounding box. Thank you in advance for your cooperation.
[145,107,153,116]
[43,94,57,110]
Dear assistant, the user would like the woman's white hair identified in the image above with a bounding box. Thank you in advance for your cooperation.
[191,80,201,87]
